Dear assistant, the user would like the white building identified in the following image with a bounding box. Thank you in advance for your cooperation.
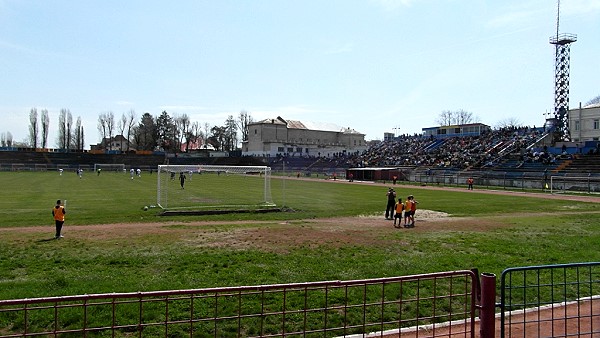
[569,103,600,142]
[242,116,367,157]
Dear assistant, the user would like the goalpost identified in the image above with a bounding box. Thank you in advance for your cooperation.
[157,165,275,210]
[93,163,126,173]
[550,175,600,194]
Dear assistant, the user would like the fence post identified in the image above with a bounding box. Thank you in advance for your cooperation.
[479,272,496,338]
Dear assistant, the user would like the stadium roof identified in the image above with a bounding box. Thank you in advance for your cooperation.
[583,103,600,109]
[254,116,364,135]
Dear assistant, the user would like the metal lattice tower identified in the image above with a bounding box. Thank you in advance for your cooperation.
[549,0,576,141]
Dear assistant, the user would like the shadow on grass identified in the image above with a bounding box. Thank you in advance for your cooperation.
[36,237,59,243]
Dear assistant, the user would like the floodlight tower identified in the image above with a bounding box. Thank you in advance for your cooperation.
[549,0,576,141]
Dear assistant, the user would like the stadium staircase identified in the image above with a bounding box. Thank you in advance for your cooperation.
[554,154,600,176]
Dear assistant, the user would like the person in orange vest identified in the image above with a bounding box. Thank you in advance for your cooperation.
[467,177,474,190]
[404,195,419,228]
[393,198,404,228]
[52,199,66,239]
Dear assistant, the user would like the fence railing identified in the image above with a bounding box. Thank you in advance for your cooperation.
[2,263,600,337]
[413,170,600,194]
[0,270,477,338]
[500,262,600,338]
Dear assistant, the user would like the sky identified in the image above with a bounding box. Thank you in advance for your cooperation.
[1,0,599,148]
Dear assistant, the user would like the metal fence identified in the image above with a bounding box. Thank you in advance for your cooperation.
[0,270,477,338]
[499,262,600,338]
[413,170,600,193]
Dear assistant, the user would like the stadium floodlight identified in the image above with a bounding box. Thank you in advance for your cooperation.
[157,165,274,211]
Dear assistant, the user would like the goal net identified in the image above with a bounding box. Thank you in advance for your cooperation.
[550,175,600,194]
[94,163,126,173]
[157,165,275,210]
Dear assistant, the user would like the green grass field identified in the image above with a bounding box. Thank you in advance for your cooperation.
[1,171,600,336]
[1,171,600,300]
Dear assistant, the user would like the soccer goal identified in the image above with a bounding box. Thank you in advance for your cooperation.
[34,164,47,171]
[93,163,126,173]
[550,175,600,194]
[157,165,275,211]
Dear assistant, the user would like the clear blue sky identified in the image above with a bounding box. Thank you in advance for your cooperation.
[1,0,599,148]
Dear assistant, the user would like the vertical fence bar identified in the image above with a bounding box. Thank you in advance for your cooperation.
[479,273,496,338]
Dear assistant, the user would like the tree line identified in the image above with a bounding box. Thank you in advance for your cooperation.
[98,110,253,152]
[2,108,254,152]
[1,108,85,150]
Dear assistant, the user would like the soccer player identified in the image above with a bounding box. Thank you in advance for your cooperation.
[179,172,186,189]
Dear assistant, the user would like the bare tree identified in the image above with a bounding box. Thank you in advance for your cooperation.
[106,111,115,149]
[1,132,13,147]
[586,95,600,106]
[496,117,522,129]
[191,121,201,149]
[436,110,453,126]
[29,108,38,148]
[126,110,136,151]
[41,109,49,149]
[236,110,254,142]
[454,109,475,125]
[66,110,73,151]
[97,113,107,147]
[57,109,67,149]
[436,109,476,126]
[176,114,191,152]
[203,123,211,148]
[73,117,83,151]
[118,113,127,151]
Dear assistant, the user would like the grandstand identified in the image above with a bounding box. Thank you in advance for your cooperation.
[1,125,598,191]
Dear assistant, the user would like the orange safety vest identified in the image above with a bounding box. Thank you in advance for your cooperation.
[53,206,65,222]
[395,202,404,213]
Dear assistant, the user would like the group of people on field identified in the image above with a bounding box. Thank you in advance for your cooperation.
[385,187,418,228]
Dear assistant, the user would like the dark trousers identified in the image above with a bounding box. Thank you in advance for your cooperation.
[385,200,395,218]
[55,220,64,237]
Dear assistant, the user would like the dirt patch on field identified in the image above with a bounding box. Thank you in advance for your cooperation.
[1,209,517,254]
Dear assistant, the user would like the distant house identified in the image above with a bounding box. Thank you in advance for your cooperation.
[90,135,133,151]
[242,116,367,157]
[570,102,600,142]
[180,138,215,152]
[422,123,491,139]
